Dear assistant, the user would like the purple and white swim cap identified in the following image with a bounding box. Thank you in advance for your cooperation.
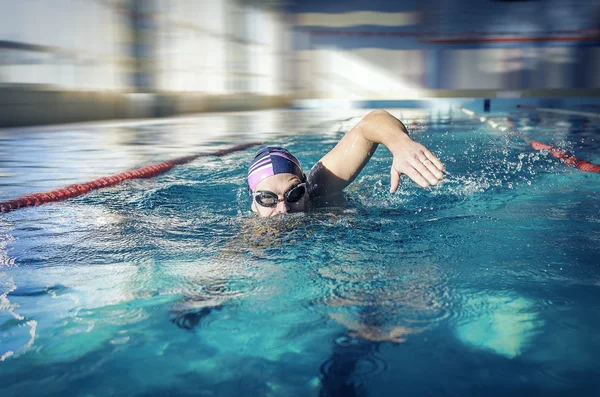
[247,147,305,191]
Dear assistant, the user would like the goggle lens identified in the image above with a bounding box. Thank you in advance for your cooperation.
[254,184,306,208]
[285,184,306,203]
[255,192,278,207]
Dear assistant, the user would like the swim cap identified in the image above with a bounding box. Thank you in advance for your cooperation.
[247,147,305,191]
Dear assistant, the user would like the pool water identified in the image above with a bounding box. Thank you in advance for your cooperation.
[1,109,599,396]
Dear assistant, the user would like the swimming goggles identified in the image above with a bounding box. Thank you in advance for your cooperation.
[252,183,307,208]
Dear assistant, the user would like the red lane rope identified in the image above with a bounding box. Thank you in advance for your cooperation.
[0,142,261,214]
[506,117,600,174]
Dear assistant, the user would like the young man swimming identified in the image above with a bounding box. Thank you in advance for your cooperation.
[248,109,445,217]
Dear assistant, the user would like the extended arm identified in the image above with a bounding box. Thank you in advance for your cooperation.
[308,109,444,197]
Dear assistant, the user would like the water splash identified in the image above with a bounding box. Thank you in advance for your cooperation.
[0,273,38,361]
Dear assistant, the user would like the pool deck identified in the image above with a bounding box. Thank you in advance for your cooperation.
[1,85,600,128]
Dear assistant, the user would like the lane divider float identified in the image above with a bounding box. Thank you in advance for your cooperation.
[505,117,600,173]
[457,107,600,174]
[0,142,261,214]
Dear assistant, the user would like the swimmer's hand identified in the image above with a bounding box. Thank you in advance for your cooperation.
[310,109,445,196]
[388,137,445,192]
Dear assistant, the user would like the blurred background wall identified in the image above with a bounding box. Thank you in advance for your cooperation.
[290,0,600,99]
[0,0,293,126]
[0,0,599,126]
[0,0,131,125]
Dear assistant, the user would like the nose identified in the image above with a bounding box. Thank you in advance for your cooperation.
[271,198,289,215]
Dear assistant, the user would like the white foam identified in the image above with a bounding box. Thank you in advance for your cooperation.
[0,272,37,361]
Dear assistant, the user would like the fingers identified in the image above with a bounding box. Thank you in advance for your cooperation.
[390,146,446,192]
[423,149,445,172]
[390,169,401,193]
[414,156,442,183]
[402,165,430,188]
[419,152,444,180]
[408,155,440,186]
[422,158,443,180]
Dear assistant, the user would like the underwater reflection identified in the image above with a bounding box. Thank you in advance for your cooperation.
[168,214,311,328]
[319,334,381,397]
[314,246,448,396]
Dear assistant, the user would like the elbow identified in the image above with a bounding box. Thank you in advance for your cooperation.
[364,109,390,121]
[360,109,396,130]
[362,109,396,128]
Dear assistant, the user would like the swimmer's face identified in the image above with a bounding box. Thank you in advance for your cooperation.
[251,173,308,217]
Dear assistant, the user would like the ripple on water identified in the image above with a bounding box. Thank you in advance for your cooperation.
[203,278,256,297]
[282,305,331,342]
[320,354,388,378]
[319,341,388,391]
[536,362,600,391]
[136,182,203,209]
[8,284,69,297]
[170,300,223,330]
[74,304,149,327]
[176,277,256,299]
[317,262,451,341]
[169,277,256,330]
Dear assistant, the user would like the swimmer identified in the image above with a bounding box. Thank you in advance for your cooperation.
[172,110,445,329]
[248,109,445,217]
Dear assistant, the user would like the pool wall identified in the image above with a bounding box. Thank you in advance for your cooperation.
[292,96,600,115]
[0,87,292,128]
[289,0,600,99]
[1,0,600,128]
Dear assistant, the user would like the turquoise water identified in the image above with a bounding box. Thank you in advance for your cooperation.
[1,109,599,396]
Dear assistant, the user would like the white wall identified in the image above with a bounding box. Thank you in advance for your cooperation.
[155,0,228,93]
[528,48,575,89]
[154,0,290,96]
[448,49,510,90]
[296,48,425,99]
[0,0,291,96]
[445,47,582,91]
[0,0,128,90]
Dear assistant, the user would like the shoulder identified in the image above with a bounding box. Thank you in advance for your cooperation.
[306,161,348,199]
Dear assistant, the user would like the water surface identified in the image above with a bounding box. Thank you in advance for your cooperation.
[1,109,599,397]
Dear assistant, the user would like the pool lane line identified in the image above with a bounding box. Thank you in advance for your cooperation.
[516,105,600,119]
[457,107,600,174]
[0,141,262,214]
[505,117,600,174]
[456,107,511,132]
